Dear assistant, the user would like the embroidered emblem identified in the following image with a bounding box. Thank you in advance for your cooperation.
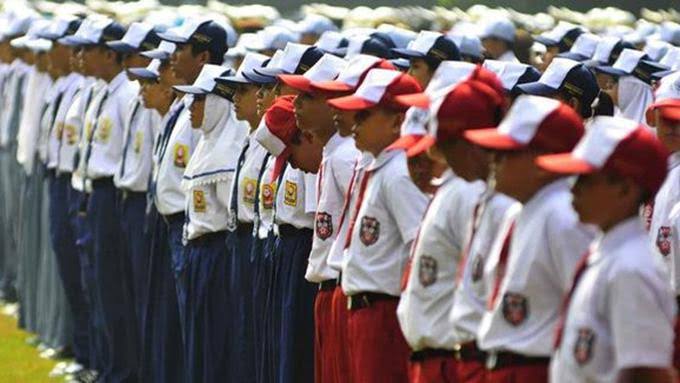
[284,181,297,207]
[242,177,256,204]
[133,131,143,154]
[501,292,528,326]
[471,255,484,282]
[262,183,275,209]
[97,118,112,143]
[64,124,77,145]
[418,256,438,287]
[173,143,188,168]
[656,226,672,256]
[315,212,333,240]
[573,328,596,365]
[359,216,380,246]
[193,190,206,213]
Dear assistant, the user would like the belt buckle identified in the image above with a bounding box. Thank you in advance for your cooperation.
[485,351,498,370]
[453,343,462,361]
[347,295,353,310]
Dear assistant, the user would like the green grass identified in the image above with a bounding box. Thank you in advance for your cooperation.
[0,312,58,382]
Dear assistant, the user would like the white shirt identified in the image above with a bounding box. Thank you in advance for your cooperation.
[231,134,271,226]
[114,98,160,191]
[46,73,81,170]
[450,191,521,344]
[154,96,200,216]
[650,152,680,293]
[342,149,429,297]
[326,151,373,272]
[397,171,484,351]
[274,167,316,230]
[305,133,359,283]
[477,179,595,356]
[85,71,140,180]
[256,155,276,238]
[72,79,107,191]
[59,77,96,174]
[550,217,675,382]
[498,50,520,63]
[0,60,30,149]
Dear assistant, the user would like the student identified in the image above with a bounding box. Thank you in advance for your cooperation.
[534,22,584,71]
[107,22,161,340]
[309,53,396,383]
[277,53,349,383]
[536,116,676,383]
[479,18,518,62]
[395,66,507,383]
[214,51,271,383]
[326,68,428,383]
[464,95,593,383]
[174,63,248,383]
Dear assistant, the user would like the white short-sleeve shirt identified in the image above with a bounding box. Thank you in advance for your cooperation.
[450,191,522,344]
[650,152,680,293]
[305,133,360,283]
[72,79,107,191]
[397,171,484,351]
[274,167,316,230]
[550,217,675,382]
[58,77,95,175]
[477,179,596,356]
[342,149,429,297]
[46,73,81,169]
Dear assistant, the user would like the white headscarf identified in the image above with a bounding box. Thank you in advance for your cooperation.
[615,75,655,124]
[182,93,249,189]
[16,67,52,174]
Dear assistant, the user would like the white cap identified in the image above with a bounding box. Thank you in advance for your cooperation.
[644,39,671,62]
[590,36,622,64]
[229,52,270,82]
[449,33,484,60]
[660,47,680,71]
[611,48,647,74]
[296,14,337,36]
[483,60,533,91]
[175,64,231,94]
[496,95,563,145]
[250,25,299,51]
[353,69,403,103]
[572,116,639,168]
[480,17,516,43]
[563,33,600,60]
[655,71,680,101]
[11,19,52,52]
[314,31,346,52]
[535,57,581,89]
[264,43,311,74]
[300,53,346,82]
[0,9,38,41]
[376,24,417,49]
[660,21,680,46]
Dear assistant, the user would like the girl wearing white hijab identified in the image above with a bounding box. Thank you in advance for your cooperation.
[175,64,249,383]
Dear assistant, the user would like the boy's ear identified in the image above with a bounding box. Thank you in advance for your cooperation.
[391,111,406,133]
[196,49,210,66]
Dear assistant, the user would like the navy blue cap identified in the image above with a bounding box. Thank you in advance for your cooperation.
[392,32,460,63]
[535,27,584,53]
[390,58,410,71]
[253,44,324,78]
[107,22,162,54]
[517,59,599,107]
[159,19,228,60]
[511,66,542,95]
[40,18,82,41]
[595,49,668,84]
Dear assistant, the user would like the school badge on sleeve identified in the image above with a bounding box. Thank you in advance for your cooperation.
[284,181,298,207]
[359,216,380,246]
[193,190,207,213]
[656,226,672,256]
[133,131,144,154]
[315,212,333,240]
[573,328,595,365]
[418,256,437,287]
[173,143,189,168]
[501,292,528,326]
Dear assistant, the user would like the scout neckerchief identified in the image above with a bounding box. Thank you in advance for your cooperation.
[553,250,591,349]
[252,152,272,236]
[486,222,515,309]
[227,138,250,231]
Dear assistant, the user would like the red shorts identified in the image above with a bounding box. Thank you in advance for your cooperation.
[456,359,485,383]
[408,354,457,383]
[484,364,548,383]
[347,298,410,383]
[331,286,351,383]
[314,288,335,383]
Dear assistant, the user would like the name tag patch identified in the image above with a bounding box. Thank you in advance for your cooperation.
[262,183,275,210]
[173,143,189,168]
[284,181,297,207]
[193,190,206,213]
[133,131,144,154]
[97,117,112,143]
[242,177,256,205]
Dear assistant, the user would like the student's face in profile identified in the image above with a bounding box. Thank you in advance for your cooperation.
[352,106,403,155]
[289,130,323,173]
[407,58,434,88]
[655,114,680,153]
[189,94,206,129]
[233,83,259,127]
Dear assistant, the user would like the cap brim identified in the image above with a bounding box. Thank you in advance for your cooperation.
[243,70,277,85]
[558,52,589,61]
[332,47,348,57]
[388,134,424,151]
[652,69,677,80]
[311,80,354,93]
[407,135,435,157]
[327,95,377,111]
[158,32,188,44]
[390,58,410,70]
[127,67,159,80]
[648,99,680,122]
[141,49,170,60]
[535,36,558,47]
[394,92,429,109]
[463,128,525,150]
[58,36,91,47]
[173,85,208,95]
[391,48,425,59]
[515,81,559,97]
[594,65,627,77]
[106,41,138,53]
[278,74,312,93]
[254,67,287,77]
[215,75,251,85]
[583,59,605,68]
[535,153,595,175]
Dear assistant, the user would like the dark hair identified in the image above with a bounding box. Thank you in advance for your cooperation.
[556,88,591,119]
[190,42,223,65]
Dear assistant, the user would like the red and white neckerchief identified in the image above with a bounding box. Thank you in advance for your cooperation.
[553,250,592,350]
[486,221,515,310]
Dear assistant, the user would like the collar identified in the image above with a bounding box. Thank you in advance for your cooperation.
[521,178,570,216]
[323,132,350,158]
[591,216,644,264]
[367,148,402,172]
[499,50,518,62]
[107,70,128,94]
[432,168,455,187]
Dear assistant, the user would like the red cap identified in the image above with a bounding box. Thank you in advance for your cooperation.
[278,74,314,93]
[312,57,395,93]
[646,98,680,125]
[464,95,584,153]
[326,69,422,111]
[537,116,669,196]
[254,95,299,180]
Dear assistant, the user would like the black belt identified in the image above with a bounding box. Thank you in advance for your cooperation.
[277,224,313,237]
[236,222,254,235]
[485,351,550,370]
[187,230,227,245]
[454,341,487,363]
[410,348,455,362]
[119,189,145,201]
[347,292,399,311]
[336,272,342,286]
[162,212,185,226]
[91,177,114,188]
[318,279,336,292]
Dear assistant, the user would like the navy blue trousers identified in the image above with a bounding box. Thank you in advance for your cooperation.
[118,191,150,341]
[141,207,184,383]
[87,179,138,382]
[166,214,187,342]
[226,225,255,383]
[251,232,274,383]
[184,231,229,383]
[265,226,315,383]
[48,173,90,367]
